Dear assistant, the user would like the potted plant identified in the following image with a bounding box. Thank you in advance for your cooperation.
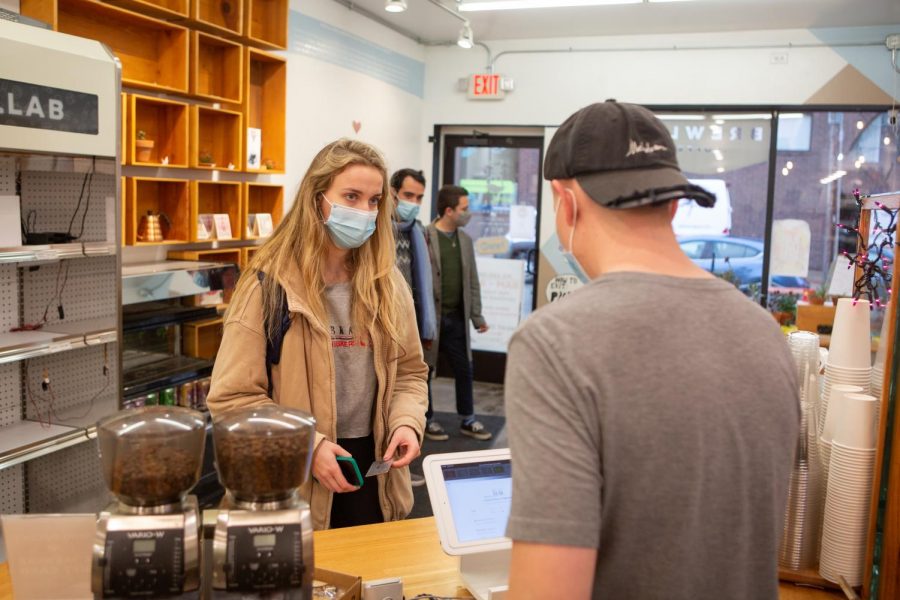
[770,293,798,326]
[717,269,741,288]
[135,130,154,163]
[264,158,276,170]
[198,150,216,168]
[809,284,827,306]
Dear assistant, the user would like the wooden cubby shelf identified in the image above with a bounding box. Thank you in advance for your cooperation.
[105,0,189,19]
[21,0,190,94]
[192,0,242,37]
[243,182,283,240]
[245,48,286,173]
[240,246,258,269]
[244,0,288,50]
[191,31,243,104]
[129,94,190,167]
[126,177,191,245]
[190,105,242,170]
[182,317,225,359]
[191,181,241,242]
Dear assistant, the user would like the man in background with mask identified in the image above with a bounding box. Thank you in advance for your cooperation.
[424,185,492,441]
[391,168,436,486]
[504,100,798,599]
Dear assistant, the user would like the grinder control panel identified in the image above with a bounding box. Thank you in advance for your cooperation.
[225,523,303,591]
[101,528,184,597]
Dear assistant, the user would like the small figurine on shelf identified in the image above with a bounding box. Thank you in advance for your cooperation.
[198,150,216,169]
[135,129,154,163]
[264,158,276,170]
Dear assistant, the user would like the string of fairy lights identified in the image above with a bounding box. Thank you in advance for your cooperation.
[836,189,896,307]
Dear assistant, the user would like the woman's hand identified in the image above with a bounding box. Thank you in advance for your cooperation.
[312,439,359,493]
[384,425,421,468]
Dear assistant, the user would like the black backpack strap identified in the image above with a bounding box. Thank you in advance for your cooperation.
[257,271,291,398]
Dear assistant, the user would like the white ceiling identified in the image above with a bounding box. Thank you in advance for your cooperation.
[343,0,900,45]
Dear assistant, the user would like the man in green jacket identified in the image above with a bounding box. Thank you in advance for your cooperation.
[424,185,492,441]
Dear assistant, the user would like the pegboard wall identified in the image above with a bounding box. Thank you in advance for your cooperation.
[21,255,117,326]
[0,362,21,428]
[0,464,25,515]
[0,264,18,332]
[20,169,115,244]
[26,439,108,514]
[0,156,14,195]
[23,343,119,426]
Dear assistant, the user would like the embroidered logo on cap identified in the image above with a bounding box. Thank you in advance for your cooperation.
[626,140,668,157]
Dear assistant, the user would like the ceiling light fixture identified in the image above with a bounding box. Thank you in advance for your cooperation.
[385,0,408,12]
[458,22,474,48]
[459,0,642,11]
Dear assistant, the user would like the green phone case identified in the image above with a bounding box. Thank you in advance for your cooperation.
[336,455,364,487]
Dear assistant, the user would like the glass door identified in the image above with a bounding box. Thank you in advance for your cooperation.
[439,133,544,382]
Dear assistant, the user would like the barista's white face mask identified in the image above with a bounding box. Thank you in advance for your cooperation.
[556,188,590,283]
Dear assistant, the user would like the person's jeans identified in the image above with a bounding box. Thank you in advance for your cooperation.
[426,311,475,422]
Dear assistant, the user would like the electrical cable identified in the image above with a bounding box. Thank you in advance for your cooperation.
[65,156,95,240]
[10,261,70,331]
[23,345,110,428]
[74,156,96,240]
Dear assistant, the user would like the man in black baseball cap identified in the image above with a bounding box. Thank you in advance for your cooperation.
[502,101,799,600]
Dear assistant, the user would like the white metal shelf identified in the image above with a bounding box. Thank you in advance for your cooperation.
[0,316,117,365]
[0,242,117,265]
[0,420,95,472]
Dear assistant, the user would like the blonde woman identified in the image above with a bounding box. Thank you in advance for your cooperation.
[207,139,428,530]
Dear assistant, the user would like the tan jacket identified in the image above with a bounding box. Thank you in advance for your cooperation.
[206,263,428,530]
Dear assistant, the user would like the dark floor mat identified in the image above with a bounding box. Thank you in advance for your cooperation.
[407,411,507,519]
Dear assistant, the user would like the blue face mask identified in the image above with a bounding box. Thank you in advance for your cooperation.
[396,199,420,222]
[321,194,377,249]
[557,190,590,283]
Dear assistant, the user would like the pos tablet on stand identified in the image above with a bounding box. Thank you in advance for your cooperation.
[423,448,512,600]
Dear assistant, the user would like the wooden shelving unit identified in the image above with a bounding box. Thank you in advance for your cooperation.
[129,94,190,168]
[192,0,242,38]
[105,0,189,19]
[20,0,191,94]
[240,245,259,269]
[244,0,288,50]
[243,182,283,240]
[244,48,286,173]
[120,93,127,165]
[182,317,224,359]
[191,181,241,242]
[191,31,243,104]
[126,177,191,245]
[190,105,242,171]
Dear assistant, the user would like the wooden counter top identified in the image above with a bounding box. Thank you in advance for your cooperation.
[0,517,846,599]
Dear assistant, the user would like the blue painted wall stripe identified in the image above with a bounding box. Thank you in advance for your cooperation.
[288,10,425,99]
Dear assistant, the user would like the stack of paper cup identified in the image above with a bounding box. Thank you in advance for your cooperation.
[819,392,878,587]
[821,298,872,438]
[820,384,864,493]
[871,304,892,418]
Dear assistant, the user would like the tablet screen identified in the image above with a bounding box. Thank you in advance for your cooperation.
[441,459,512,543]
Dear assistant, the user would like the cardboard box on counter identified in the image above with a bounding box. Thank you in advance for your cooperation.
[314,567,362,600]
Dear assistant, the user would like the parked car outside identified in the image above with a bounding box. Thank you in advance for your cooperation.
[677,235,809,293]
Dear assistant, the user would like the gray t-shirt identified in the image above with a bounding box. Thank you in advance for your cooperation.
[505,272,799,600]
[325,283,376,439]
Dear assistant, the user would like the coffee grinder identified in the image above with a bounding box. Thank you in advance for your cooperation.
[210,404,316,598]
[92,406,207,599]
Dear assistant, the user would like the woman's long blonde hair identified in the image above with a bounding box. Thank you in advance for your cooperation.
[232,139,401,347]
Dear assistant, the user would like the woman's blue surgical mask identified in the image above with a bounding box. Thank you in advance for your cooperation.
[321,193,377,249]
[396,199,420,222]
[557,190,590,283]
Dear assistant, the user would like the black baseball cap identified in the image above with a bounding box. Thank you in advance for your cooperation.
[544,100,716,209]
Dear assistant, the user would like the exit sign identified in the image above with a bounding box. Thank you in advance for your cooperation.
[467,73,505,100]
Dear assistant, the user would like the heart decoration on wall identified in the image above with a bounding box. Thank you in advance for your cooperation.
[352,120,362,134]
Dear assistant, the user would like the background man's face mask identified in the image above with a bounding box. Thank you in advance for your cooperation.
[322,193,377,249]
[396,199,420,222]
[455,208,472,227]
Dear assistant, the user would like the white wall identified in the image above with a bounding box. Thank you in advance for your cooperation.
[417,25,899,214]
[284,0,427,205]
